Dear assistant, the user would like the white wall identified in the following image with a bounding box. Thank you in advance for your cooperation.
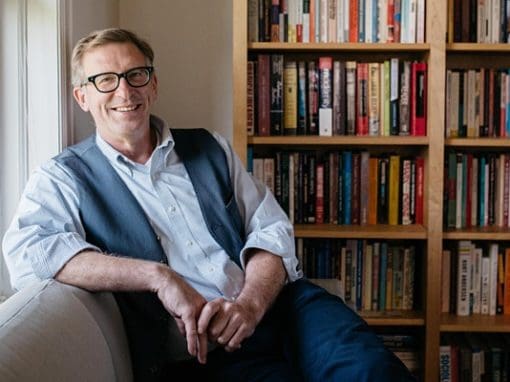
[119,0,233,139]
[0,0,22,297]
[66,0,119,143]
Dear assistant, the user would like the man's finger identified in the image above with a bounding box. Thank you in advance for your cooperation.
[197,331,208,364]
[183,317,198,357]
[197,299,221,334]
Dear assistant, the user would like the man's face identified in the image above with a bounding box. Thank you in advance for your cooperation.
[73,42,158,141]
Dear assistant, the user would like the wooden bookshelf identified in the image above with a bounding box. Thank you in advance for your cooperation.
[232,1,445,380]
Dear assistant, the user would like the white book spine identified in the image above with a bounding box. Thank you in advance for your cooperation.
[416,0,425,43]
[481,256,490,314]
[489,243,499,315]
[408,0,417,43]
[456,241,472,316]
[472,247,483,314]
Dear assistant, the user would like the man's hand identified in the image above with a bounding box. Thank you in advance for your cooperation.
[154,268,208,363]
[197,298,260,352]
[197,249,286,356]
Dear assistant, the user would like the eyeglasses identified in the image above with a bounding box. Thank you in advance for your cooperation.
[82,66,154,93]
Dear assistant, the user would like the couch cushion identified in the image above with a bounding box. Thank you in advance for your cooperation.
[0,279,132,381]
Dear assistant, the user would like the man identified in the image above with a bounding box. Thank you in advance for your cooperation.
[3,28,414,381]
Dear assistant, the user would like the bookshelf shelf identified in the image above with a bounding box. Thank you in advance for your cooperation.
[446,43,510,52]
[295,224,427,239]
[363,311,425,326]
[443,228,510,241]
[440,313,510,332]
[249,42,430,52]
[445,138,510,147]
[248,136,429,146]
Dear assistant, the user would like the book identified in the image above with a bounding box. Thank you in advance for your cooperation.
[319,57,333,136]
[257,54,271,136]
[270,54,284,135]
[388,154,401,225]
[283,61,298,135]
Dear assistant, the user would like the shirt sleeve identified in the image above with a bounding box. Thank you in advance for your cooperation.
[2,160,100,291]
[212,133,303,282]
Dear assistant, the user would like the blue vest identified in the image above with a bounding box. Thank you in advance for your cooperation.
[54,128,244,380]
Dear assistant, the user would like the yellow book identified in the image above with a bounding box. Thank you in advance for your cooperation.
[388,155,401,225]
[283,61,298,135]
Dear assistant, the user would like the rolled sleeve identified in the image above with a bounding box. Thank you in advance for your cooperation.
[2,160,97,290]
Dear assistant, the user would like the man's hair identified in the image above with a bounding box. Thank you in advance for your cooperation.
[71,28,154,87]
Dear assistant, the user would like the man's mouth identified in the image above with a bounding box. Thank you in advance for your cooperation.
[112,104,140,112]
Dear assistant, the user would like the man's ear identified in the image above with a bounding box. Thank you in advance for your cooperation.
[73,86,90,112]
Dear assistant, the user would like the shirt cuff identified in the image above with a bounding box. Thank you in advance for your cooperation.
[240,231,303,282]
[31,233,100,280]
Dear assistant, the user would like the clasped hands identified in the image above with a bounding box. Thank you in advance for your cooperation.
[156,269,260,364]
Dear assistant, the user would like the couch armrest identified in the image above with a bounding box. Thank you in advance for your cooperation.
[0,279,132,381]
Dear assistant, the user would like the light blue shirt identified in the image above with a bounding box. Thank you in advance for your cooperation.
[3,115,302,300]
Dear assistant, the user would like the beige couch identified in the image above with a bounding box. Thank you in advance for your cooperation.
[0,279,132,381]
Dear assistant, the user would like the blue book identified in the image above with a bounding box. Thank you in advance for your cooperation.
[342,151,352,224]
[247,146,253,174]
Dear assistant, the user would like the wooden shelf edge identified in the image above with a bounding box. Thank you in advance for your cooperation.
[248,136,429,146]
[441,313,510,332]
[444,228,510,240]
[445,138,510,147]
[446,43,510,52]
[295,224,427,239]
[249,42,430,52]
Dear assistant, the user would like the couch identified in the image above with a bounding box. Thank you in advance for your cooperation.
[0,279,132,381]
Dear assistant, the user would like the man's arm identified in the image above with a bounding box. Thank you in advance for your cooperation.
[56,250,208,360]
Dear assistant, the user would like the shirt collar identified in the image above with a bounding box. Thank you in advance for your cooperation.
[95,114,175,170]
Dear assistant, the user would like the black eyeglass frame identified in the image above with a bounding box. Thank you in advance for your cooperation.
[82,66,154,93]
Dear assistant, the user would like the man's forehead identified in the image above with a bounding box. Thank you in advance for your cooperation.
[81,42,145,69]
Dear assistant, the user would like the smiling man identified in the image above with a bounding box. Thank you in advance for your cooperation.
[2,28,415,381]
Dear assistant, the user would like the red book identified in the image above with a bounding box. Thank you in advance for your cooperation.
[410,61,427,136]
[356,63,369,136]
[387,0,395,42]
[257,54,271,136]
[414,157,425,225]
[349,0,358,42]
[315,163,324,224]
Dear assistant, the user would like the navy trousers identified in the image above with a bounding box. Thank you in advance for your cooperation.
[163,279,416,381]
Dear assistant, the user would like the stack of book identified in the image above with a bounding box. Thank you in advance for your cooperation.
[249,0,426,43]
[250,150,425,226]
[298,238,417,313]
[248,55,427,137]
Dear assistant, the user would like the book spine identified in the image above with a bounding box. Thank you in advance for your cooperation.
[388,155,401,225]
[357,62,369,135]
[307,61,319,135]
[297,61,308,135]
[270,54,284,135]
[456,240,472,316]
[257,54,271,136]
[283,61,298,135]
[319,57,333,136]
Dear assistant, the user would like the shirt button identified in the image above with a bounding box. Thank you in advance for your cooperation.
[208,266,215,273]
[156,236,161,241]
[169,205,176,213]
[186,241,193,247]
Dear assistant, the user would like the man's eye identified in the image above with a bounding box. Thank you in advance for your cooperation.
[97,75,116,84]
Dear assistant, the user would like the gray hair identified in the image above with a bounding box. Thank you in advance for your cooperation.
[71,28,154,87]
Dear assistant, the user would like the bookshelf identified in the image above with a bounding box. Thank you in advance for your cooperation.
[440,1,510,379]
[232,1,445,380]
